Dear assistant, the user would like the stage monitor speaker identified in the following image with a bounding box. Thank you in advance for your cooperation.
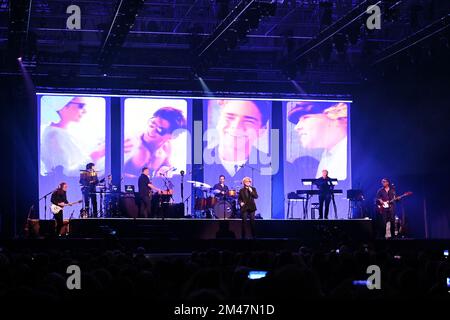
[166,203,184,218]
[120,193,139,218]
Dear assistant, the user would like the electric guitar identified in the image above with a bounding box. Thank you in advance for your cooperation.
[51,200,82,214]
[377,192,412,212]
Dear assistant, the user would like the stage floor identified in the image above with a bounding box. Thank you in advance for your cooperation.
[59,218,375,243]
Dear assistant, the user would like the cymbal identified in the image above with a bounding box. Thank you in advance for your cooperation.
[187,180,212,189]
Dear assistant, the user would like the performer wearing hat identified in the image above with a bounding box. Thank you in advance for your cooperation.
[79,162,99,217]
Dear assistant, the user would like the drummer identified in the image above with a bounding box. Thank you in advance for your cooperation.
[212,175,229,199]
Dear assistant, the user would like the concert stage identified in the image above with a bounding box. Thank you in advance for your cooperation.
[64,218,374,243]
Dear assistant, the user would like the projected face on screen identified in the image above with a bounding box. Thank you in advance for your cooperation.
[284,100,350,219]
[204,99,270,167]
[123,99,188,179]
[203,99,272,219]
[215,100,267,162]
[286,101,348,180]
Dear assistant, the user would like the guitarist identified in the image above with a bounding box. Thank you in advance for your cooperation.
[376,178,396,239]
[51,182,69,236]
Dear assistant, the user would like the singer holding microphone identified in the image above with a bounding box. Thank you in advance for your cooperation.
[238,177,258,239]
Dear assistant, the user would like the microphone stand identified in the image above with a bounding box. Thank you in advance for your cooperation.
[184,194,192,218]
[160,173,174,220]
[39,190,53,220]
[180,170,185,215]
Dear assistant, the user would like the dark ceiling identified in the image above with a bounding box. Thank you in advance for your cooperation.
[1,0,449,91]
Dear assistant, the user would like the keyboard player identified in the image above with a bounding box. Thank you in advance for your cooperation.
[314,170,334,219]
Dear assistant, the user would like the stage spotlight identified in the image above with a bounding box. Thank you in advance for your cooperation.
[17,57,22,62]
[198,76,213,96]
[290,80,306,94]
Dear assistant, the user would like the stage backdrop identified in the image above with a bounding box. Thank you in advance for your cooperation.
[37,94,351,220]
[283,100,352,219]
[121,97,193,204]
[203,99,273,219]
[38,94,110,219]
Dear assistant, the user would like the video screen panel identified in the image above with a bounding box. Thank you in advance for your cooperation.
[122,97,192,204]
[38,94,110,219]
[283,100,351,219]
[203,99,273,219]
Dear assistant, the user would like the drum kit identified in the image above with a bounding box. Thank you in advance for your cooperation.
[188,180,240,219]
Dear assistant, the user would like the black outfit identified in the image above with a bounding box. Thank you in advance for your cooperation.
[138,173,152,218]
[376,187,396,238]
[238,186,258,239]
[314,177,334,219]
[51,190,68,235]
[213,183,229,199]
[79,171,98,217]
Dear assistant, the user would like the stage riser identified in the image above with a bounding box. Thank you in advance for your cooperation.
[67,219,374,242]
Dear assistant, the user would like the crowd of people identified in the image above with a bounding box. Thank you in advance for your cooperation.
[0,243,448,301]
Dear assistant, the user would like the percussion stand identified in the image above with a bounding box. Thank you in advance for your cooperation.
[223,192,227,220]
[180,170,185,210]
[208,189,217,219]
[202,189,209,219]
[99,189,104,218]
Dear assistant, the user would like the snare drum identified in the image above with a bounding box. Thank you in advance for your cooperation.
[227,189,237,198]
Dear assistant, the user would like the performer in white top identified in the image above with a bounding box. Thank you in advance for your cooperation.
[41,97,105,177]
